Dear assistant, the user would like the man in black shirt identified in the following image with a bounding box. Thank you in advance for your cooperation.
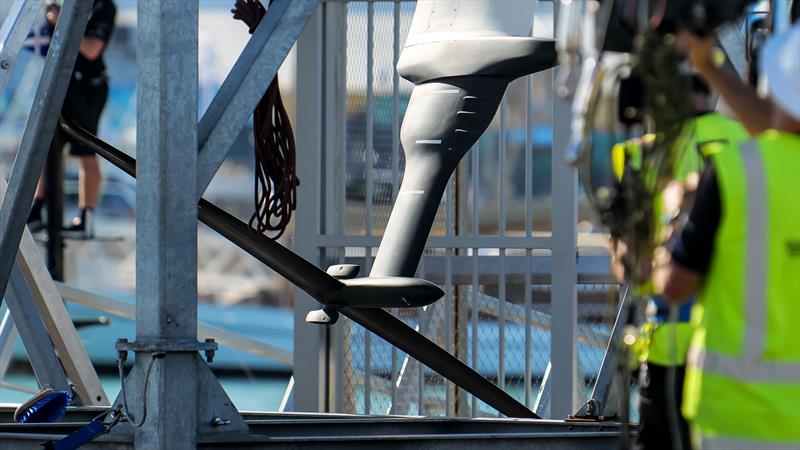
[667,163,720,275]
[657,23,800,448]
[659,24,799,298]
[27,0,117,238]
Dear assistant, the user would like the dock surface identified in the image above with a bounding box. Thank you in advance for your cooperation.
[0,407,628,449]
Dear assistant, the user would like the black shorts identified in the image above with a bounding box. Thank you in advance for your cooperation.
[56,74,109,157]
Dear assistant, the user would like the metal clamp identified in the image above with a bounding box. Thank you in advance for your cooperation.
[115,338,218,363]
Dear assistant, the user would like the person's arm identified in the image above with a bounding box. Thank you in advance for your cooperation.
[652,250,704,303]
[678,31,774,136]
[79,36,106,61]
[654,164,721,303]
[44,4,106,61]
[79,0,116,62]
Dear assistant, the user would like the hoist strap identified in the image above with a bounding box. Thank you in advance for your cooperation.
[43,420,106,450]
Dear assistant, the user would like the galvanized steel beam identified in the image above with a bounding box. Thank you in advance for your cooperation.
[0,174,108,405]
[129,1,246,448]
[0,0,90,308]
[14,226,109,405]
[0,0,45,92]
[5,264,71,392]
[196,0,319,198]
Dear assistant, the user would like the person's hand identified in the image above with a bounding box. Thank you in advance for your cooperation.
[610,238,654,284]
[231,0,266,34]
[45,4,60,26]
[687,34,718,74]
[675,29,722,75]
[660,180,686,242]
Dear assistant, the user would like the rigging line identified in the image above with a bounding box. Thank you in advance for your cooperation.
[232,0,299,240]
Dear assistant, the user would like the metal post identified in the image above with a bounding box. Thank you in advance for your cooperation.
[323,0,347,413]
[444,246,454,415]
[418,258,427,415]
[390,0,402,417]
[455,162,470,417]
[497,98,507,403]
[44,139,64,280]
[549,64,579,419]
[524,70,534,409]
[133,1,199,446]
[471,140,480,417]
[524,249,533,408]
[293,3,326,412]
[545,0,579,420]
[128,2,244,447]
[363,1,375,415]
[470,248,479,417]
[0,0,90,305]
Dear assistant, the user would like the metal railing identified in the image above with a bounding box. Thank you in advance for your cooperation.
[293,0,620,418]
[54,282,293,366]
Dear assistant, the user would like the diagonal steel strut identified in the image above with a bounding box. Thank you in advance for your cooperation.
[59,116,539,419]
[0,0,91,307]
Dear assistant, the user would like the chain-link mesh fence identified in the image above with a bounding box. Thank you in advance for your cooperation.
[335,253,621,417]
[321,0,620,418]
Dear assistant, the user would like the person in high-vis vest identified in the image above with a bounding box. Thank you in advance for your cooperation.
[659,23,800,449]
[613,79,749,450]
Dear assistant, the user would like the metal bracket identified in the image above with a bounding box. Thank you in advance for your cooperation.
[326,264,360,279]
[305,306,340,325]
[116,338,218,363]
[306,265,358,325]
[566,399,618,422]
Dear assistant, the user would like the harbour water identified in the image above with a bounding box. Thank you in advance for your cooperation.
[0,289,612,415]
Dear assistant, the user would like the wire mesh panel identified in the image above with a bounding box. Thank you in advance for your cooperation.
[309,0,619,418]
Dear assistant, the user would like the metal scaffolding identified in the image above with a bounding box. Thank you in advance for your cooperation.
[0,0,317,447]
[0,0,629,448]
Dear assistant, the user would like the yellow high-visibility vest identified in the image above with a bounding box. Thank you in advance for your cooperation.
[614,113,749,366]
[683,131,800,446]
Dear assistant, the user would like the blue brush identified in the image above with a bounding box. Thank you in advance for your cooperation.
[14,388,72,424]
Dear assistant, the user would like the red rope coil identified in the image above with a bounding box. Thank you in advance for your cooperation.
[232,0,299,240]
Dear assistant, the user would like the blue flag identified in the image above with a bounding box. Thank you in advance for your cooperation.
[23,22,54,57]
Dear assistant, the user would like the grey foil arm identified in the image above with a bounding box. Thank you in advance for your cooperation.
[371,38,557,278]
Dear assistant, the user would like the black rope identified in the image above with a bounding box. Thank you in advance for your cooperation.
[232,0,299,240]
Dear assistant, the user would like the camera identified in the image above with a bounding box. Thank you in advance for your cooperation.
[601,0,755,53]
